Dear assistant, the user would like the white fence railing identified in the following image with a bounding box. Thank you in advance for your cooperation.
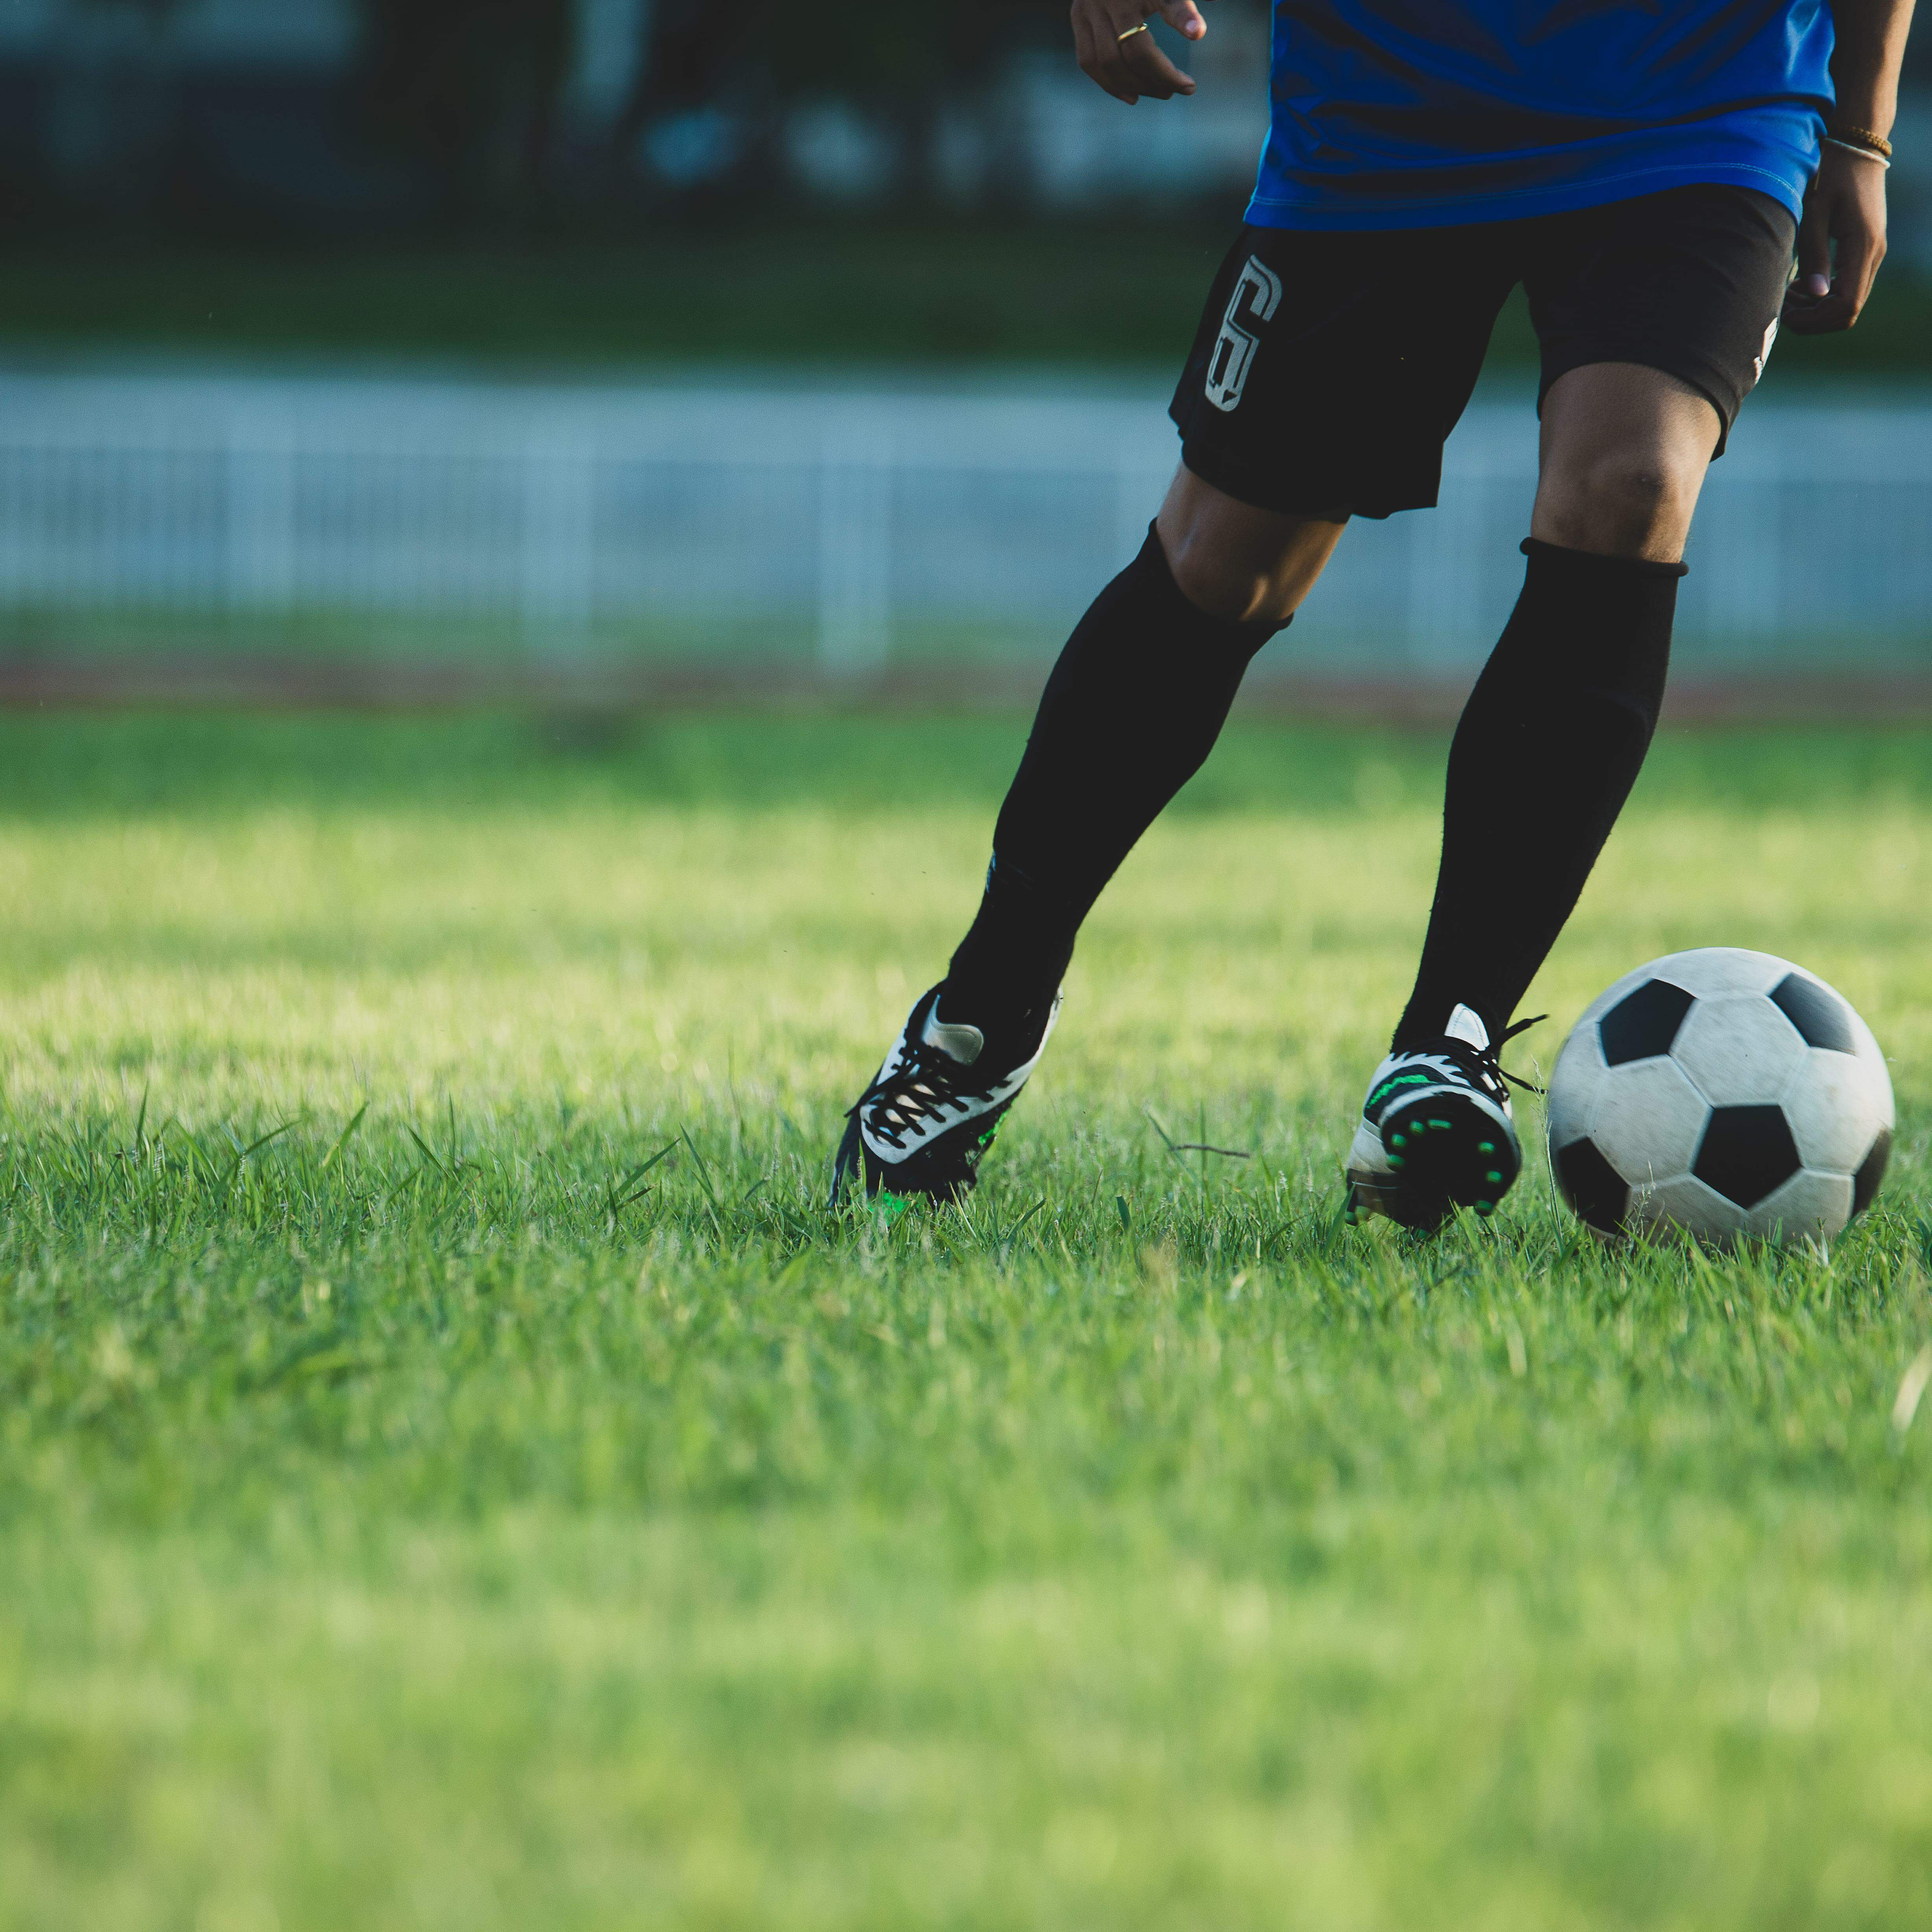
[0,369,1927,678]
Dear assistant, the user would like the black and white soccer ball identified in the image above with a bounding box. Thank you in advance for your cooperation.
[1547,948,1893,1247]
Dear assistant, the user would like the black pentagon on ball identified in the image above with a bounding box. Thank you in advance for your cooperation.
[1599,977,1695,1066]
[1852,1126,1892,1220]
[1555,1136,1629,1235]
[1691,1104,1802,1209]
[1769,972,1857,1054]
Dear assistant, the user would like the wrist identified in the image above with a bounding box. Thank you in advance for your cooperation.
[1828,90,1897,143]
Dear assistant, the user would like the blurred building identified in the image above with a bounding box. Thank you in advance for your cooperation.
[0,0,1922,259]
[783,7,1275,212]
[0,0,1272,228]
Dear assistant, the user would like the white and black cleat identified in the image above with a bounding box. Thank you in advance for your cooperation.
[830,983,1060,1208]
[1346,1004,1539,1230]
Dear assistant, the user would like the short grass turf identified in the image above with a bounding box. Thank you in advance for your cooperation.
[4,711,1932,1931]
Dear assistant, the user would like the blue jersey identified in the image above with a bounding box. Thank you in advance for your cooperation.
[1247,2,1834,230]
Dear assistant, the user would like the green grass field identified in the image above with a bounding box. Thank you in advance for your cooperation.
[4,710,1932,1930]
[4,230,1929,375]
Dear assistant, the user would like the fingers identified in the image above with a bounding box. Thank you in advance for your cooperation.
[1794,198,1832,297]
[1070,4,1105,92]
[1074,3,1142,103]
[1158,0,1208,38]
[1072,1,1195,102]
[1781,204,1836,332]
[1834,222,1882,325]
[1075,2,1143,102]
[1125,31,1197,97]
[1781,276,1856,335]
[1780,150,1889,335]
[1782,169,1848,333]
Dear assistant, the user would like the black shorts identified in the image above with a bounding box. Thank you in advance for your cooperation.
[1169,184,1796,520]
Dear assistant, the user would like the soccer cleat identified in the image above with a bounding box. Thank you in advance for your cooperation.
[829,983,1061,1208]
[1346,1004,1541,1230]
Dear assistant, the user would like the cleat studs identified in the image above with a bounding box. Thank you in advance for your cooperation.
[1475,1201,1495,1216]
[1429,1119,1452,1131]
[1486,1170,1504,1185]
[1389,1133,1406,1148]
[1387,1154,1405,1169]
[1477,1141,1496,1156]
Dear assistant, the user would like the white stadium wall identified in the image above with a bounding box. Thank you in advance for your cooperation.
[0,368,1925,705]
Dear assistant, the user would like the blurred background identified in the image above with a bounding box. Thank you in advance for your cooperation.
[0,0,1927,712]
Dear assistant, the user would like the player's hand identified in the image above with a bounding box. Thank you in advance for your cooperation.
[1071,1,1213,106]
[1781,141,1889,334]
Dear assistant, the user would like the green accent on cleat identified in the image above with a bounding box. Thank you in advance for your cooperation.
[1390,1133,1406,1148]
[1475,1202,1495,1216]
[1477,1141,1496,1156]
[1387,1154,1405,1169]
[1486,1170,1504,1185]
[1368,1071,1436,1108]
[1429,1119,1453,1131]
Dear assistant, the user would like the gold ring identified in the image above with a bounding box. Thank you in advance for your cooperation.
[1117,21,1150,40]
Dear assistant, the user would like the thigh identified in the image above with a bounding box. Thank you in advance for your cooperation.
[1524,185,1797,457]
[1168,221,1517,522]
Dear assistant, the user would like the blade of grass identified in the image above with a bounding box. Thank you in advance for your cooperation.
[321,1103,370,1171]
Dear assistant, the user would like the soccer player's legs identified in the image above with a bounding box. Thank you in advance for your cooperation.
[826,511,1304,1210]
[828,501,1331,1210]
[1351,186,1797,1230]
[830,226,1512,1208]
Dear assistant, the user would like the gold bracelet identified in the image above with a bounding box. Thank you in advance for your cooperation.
[1117,21,1150,41]
[1827,122,1893,158]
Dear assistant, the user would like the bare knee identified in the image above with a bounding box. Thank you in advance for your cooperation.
[1534,451,1702,560]
[1534,363,1719,562]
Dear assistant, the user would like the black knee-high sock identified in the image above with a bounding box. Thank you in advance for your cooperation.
[945,525,1285,1045]
[1394,538,1683,1050]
